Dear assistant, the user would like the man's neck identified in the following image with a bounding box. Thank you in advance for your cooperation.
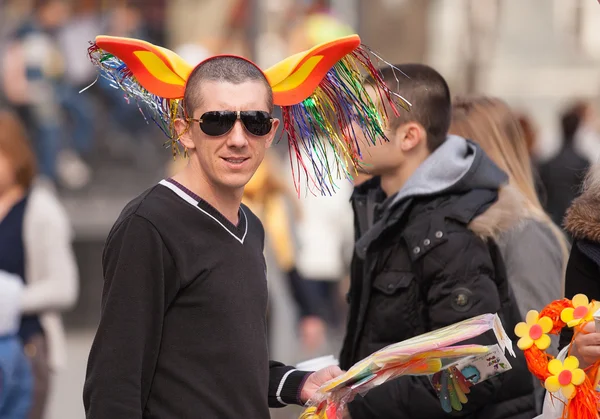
[172,165,243,225]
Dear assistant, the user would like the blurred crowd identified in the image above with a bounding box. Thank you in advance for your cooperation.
[0,0,171,193]
[1,0,600,418]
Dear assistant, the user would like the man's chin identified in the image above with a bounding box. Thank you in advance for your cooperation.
[220,174,253,192]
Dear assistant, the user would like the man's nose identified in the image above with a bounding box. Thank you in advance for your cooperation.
[226,120,249,148]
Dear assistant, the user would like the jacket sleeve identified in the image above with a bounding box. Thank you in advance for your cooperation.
[348,230,507,419]
[21,188,79,314]
[268,361,312,408]
[83,215,176,419]
[560,240,600,349]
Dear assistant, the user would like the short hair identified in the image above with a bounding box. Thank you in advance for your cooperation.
[0,111,37,189]
[561,101,587,144]
[183,56,273,115]
[366,63,451,152]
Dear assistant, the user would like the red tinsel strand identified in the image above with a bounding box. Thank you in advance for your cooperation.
[282,106,306,197]
[352,47,404,117]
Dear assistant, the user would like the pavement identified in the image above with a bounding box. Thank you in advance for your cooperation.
[47,331,94,419]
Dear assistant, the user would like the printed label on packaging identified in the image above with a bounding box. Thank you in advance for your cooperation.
[455,344,512,385]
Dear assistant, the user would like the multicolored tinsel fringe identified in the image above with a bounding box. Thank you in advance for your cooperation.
[87,42,411,194]
[283,45,411,196]
[87,42,183,158]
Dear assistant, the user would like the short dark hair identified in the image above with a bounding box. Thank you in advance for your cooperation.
[561,101,587,144]
[183,56,273,115]
[366,63,451,152]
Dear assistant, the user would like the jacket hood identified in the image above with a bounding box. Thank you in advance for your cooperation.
[468,184,528,240]
[389,135,508,207]
[353,136,524,259]
[564,169,600,241]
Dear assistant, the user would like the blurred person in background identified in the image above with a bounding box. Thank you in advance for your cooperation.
[281,0,355,350]
[450,97,569,412]
[539,102,591,233]
[174,40,211,67]
[288,155,354,342]
[1,0,91,190]
[573,101,600,163]
[0,110,79,419]
[339,64,535,419]
[518,113,538,157]
[0,271,33,419]
[450,97,569,318]
[219,0,252,58]
[516,113,547,205]
[559,161,600,350]
[54,0,101,183]
[96,2,159,165]
[243,151,329,355]
[286,0,354,56]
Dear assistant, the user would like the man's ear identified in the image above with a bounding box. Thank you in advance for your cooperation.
[265,118,280,149]
[174,118,195,150]
[396,122,426,152]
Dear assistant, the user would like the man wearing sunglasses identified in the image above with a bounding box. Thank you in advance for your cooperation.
[83,56,342,419]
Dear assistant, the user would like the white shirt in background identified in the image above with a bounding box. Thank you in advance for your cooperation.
[0,270,23,336]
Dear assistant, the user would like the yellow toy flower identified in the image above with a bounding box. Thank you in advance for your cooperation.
[560,294,599,327]
[514,310,553,350]
[544,356,586,399]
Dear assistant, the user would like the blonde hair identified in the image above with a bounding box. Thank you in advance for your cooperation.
[449,97,569,264]
[0,111,37,189]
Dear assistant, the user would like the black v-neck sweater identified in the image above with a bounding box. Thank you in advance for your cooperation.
[83,180,310,419]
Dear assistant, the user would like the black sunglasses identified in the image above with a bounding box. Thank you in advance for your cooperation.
[189,110,273,137]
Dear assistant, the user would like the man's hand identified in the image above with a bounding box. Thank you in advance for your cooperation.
[300,365,344,404]
[572,321,600,368]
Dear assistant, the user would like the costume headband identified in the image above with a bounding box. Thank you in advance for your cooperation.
[86,35,410,194]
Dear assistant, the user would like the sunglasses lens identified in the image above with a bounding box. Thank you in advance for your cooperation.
[199,111,236,136]
[241,111,272,136]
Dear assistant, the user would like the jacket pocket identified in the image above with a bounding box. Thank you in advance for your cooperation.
[367,271,422,344]
[372,271,415,295]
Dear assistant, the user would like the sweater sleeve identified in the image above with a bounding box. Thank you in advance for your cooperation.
[268,361,312,407]
[83,214,176,419]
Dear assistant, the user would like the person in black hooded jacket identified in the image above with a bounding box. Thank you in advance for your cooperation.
[339,64,536,419]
